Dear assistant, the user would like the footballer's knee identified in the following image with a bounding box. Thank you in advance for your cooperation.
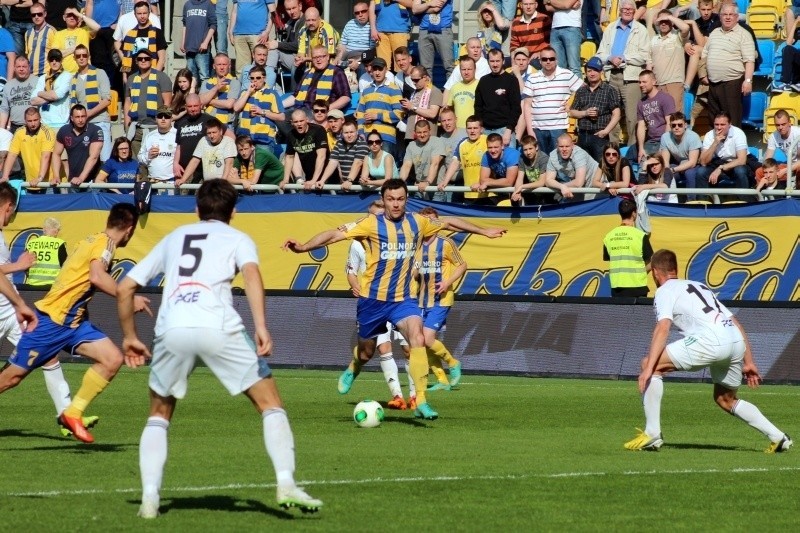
[713,386,738,412]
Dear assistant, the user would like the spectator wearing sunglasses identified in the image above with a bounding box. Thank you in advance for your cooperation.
[123,48,173,157]
[24,2,56,77]
[659,111,701,201]
[232,65,285,157]
[30,48,72,131]
[70,44,112,161]
[52,7,99,74]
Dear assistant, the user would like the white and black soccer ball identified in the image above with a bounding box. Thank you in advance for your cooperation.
[353,399,384,428]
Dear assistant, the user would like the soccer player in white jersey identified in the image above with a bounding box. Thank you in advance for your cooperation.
[625,249,793,453]
[117,180,322,518]
[0,182,98,437]
[342,199,414,409]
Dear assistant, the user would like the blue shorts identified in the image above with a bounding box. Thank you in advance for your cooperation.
[357,297,421,339]
[9,311,107,372]
[422,305,450,332]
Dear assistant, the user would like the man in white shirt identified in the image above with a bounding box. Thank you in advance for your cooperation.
[761,109,800,186]
[117,179,323,518]
[138,105,177,190]
[625,248,793,453]
[696,111,749,199]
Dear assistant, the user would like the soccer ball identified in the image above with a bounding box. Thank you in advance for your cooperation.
[353,400,384,428]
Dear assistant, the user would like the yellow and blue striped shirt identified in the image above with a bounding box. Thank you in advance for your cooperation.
[36,232,115,328]
[416,236,464,308]
[356,81,403,144]
[25,24,56,77]
[344,212,441,302]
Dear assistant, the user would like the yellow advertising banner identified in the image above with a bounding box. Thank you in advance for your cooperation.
[6,195,800,301]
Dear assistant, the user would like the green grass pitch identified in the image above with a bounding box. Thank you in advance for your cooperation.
[1,366,797,531]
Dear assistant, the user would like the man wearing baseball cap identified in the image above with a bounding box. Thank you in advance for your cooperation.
[356,56,403,157]
[326,109,345,149]
[568,56,622,163]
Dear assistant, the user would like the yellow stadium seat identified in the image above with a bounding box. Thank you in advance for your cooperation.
[686,200,712,205]
[722,200,747,204]
[496,199,512,207]
[746,3,781,39]
[603,0,619,31]
[580,41,597,65]
[109,90,119,122]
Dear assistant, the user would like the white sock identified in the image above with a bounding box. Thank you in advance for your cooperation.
[140,417,169,500]
[731,399,785,442]
[404,362,416,397]
[262,408,296,489]
[42,362,72,415]
[643,375,663,438]
[379,352,402,397]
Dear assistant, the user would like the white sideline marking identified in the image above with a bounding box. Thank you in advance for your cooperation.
[7,467,800,498]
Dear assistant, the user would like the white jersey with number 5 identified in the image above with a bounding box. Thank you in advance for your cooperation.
[125,220,259,336]
[653,279,736,339]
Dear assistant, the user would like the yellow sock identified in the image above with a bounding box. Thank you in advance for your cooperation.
[63,367,109,419]
[430,340,459,367]
[428,351,448,384]
[409,347,428,405]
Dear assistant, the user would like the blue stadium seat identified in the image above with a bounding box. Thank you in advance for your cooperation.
[742,92,768,129]
[773,148,788,163]
[771,43,787,90]
[754,39,775,78]
[348,92,360,116]
[684,91,695,117]
[747,146,761,159]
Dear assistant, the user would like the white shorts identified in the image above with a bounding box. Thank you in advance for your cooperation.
[376,321,408,347]
[0,313,21,346]
[666,333,745,389]
[149,328,271,399]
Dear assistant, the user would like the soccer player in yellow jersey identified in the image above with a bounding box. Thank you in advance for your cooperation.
[284,179,505,420]
[415,207,468,392]
[0,203,152,443]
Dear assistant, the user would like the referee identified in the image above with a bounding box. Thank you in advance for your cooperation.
[603,199,653,297]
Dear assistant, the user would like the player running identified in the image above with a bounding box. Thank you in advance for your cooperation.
[118,180,322,518]
[415,207,467,391]
[284,178,505,420]
[626,249,793,453]
[0,202,151,443]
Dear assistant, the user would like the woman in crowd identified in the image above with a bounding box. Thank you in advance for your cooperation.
[634,154,678,203]
[592,143,634,200]
[359,130,395,189]
[475,1,507,57]
[170,69,195,120]
[95,137,139,193]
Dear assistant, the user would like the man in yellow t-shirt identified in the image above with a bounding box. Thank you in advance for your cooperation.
[51,8,100,73]
[445,57,479,128]
[439,115,489,204]
[0,107,55,194]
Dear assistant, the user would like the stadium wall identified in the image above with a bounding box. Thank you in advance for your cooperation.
[9,291,798,384]
[6,194,800,301]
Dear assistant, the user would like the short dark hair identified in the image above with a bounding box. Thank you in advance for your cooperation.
[487,48,504,59]
[762,157,778,170]
[651,249,678,274]
[381,178,408,198]
[714,111,732,123]
[250,65,266,77]
[0,182,17,208]
[465,115,482,127]
[414,119,431,130]
[670,111,686,123]
[107,203,139,231]
[24,106,40,118]
[486,133,503,145]
[134,1,150,10]
[205,117,224,131]
[70,103,87,116]
[520,134,538,148]
[618,199,636,219]
[197,179,238,223]
[235,134,254,146]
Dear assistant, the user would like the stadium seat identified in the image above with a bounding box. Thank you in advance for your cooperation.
[742,92,768,129]
[580,41,597,65]
[746,2,781,39]
[602,0,619,30]
[686,200,712,205]
[736,0,749,14]
[754,40,775,78]
[771,43,787,91]
[683,91,694,118]
[747,146,761,159]
[773,148,788,163]
[496,199,512,206]
[348,92,360,116]
[763,92,800,141]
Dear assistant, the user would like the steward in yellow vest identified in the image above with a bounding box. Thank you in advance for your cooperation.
[25,218,67,286]
[602,199,653,297]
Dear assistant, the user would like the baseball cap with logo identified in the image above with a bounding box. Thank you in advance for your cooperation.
[585,57,604,72]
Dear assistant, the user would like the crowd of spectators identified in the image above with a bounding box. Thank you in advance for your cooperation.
[0,0,793,203]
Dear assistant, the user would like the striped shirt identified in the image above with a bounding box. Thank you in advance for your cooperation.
[340,19,373,52]
[416,235,465,308]
[523,67,583,130]
[357,81,403,144]
[25,24,56,77]
[510,13,551,55]
[331,138,369,181]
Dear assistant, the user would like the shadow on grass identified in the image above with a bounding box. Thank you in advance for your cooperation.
[2,442,134,453]
[140,495,302,519]
[0,428,67,441]
[666,443,743,451]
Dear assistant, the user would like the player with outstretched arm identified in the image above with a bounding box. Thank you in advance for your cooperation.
[283,178,506,420]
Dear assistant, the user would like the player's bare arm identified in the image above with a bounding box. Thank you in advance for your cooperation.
[116,276,151,368]
[732,315,761,388]
[638,318,673,393]
[282,228,348,253]
[436,260,467,295]
[440,217,506,238]
[0,251,36,273]
[241,262,272,357]
[90,259,153,317]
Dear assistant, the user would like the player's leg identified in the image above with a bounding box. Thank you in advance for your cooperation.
[424,327,450,390]
[377,338,406,409]
[138,390,177,519]
[393,302,437,419]
[340,299,389,394]
[624,348,677,451]
[424,306,461,388]
[711,356,792,453]
[61,329,124,442]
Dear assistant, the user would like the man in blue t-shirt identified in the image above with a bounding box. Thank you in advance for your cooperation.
[477,132,520,204]
[229,0,275,78]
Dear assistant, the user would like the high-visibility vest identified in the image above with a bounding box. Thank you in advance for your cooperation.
[25,235,65,286]
[603,225,648,288]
